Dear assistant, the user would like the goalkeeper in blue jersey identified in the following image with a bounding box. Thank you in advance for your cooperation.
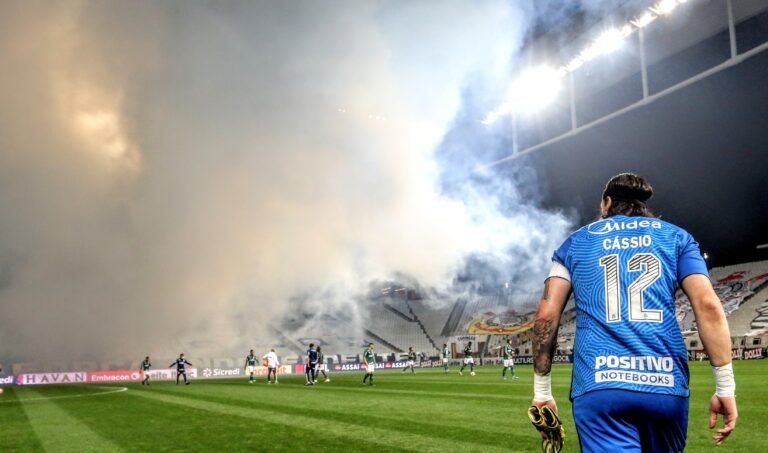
[531,173,737,452]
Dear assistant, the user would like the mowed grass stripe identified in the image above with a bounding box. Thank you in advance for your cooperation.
[20,387,123,453]
[45,386,375,453]
[131,386,516,452]
[0,388,46,453]
[147,383,516,448]
[147,367,566,450]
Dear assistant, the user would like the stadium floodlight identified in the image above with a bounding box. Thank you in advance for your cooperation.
[632,11,658,28]
[505,66,563,114]
[564,56,585,72]
[652,0,680,15]
[480,111,500,125]
[580,28,627,62]
[482,0,696,125]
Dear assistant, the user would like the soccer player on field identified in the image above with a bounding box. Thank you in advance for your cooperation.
[316,346,330,382]
[305,343,318,386]
[403,347,416,374]
[502,339,518,380]
[442,344,451,373]
[263,348,279,384]
[362,343,376,386]
[170,353,192,385]
[140,356,151,385]
[244,349,260,384]
[458,341,474,376]
[532,173,737,451]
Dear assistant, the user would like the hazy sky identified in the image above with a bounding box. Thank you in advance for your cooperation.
[0,0,575,364]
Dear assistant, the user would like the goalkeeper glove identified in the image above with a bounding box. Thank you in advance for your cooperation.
[528,405,565,453]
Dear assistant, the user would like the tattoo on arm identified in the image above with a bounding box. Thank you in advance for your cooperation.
[533,318,558,376]
[541,279,550,302]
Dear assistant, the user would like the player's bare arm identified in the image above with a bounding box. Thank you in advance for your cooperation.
[682,274,738,445]
[532,277,571,413]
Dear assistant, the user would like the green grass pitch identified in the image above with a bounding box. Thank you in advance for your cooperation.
[1,360,764,452]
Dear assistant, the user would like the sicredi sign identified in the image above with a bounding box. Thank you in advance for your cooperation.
[201,367,242,378]
[202,366,292,378]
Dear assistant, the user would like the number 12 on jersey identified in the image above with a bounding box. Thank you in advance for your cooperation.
[599,253,663,324]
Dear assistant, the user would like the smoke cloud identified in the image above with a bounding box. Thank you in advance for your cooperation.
[0,0,572,365]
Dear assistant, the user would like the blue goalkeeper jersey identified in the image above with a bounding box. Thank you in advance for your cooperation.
[551,215,708,400]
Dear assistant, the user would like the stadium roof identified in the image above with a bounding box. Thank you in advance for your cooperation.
[484,1,768,268]
[506,35,768,268]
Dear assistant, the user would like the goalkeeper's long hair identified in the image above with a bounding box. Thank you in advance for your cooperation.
[600,172,656,219]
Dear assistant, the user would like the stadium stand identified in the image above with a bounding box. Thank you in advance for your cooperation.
[441,298,468,337]
[677,260,768,334]
[406,299,453,347]
[364,299,436,354]
[284,262,768,360]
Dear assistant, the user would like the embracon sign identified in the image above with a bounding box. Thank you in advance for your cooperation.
[87,371,142,383]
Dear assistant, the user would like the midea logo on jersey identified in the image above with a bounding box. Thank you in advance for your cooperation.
[588,219,662,235]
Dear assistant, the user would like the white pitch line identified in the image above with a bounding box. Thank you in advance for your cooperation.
[0,386,128,403]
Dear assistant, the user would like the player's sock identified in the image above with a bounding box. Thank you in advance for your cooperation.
[369,375,374,385]
[470,364,474,372]
[503,367,507,377]
[363,374,368,383]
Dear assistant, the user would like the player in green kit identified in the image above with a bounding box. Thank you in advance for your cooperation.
[442,344,451,373]
[459,341,475,376]
[362,343,376,386]
[403,347,417,374]
[244,349,260,384]
[502,338,518,380]
[316,346,330,382]
[140,356,151,385]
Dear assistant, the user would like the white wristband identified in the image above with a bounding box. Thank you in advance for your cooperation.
[712,363,736,397]
[533,373,553,402]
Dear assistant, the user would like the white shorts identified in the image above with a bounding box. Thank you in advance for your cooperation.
[366,364,375,373]
[503,359,514,367]
[317,364,327,372]
[463,357,474,365]
[247,366,257,373]
[442,358,449,364]
[406,360,415,367]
